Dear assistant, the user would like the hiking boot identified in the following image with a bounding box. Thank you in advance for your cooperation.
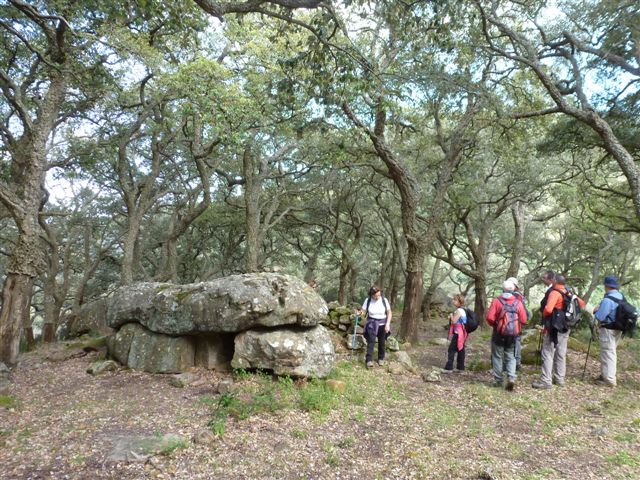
[595,378,616,388]
[492,381,503,388]
[366,361,374,369]
[552,378,565,387]
[531,380,552,390]
[377,360,385,366]
[515,364,522,372]
[505,380,516,392]
[453,369,464,374]
[440,368,454,374]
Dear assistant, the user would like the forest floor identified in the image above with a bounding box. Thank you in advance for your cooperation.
[1,318,640,480]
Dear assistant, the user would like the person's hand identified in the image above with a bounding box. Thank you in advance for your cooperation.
[385,324,390,333]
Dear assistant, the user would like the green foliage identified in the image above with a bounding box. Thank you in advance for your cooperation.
[0,395,18,410]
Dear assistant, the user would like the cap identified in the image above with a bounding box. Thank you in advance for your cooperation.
[604,276,620,289]
[503,280,515,292]
[506,277,519,288]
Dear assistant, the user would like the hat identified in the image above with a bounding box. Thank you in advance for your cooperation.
[503,280,515,292]
[604,276,620,289]
[506,277,519,288]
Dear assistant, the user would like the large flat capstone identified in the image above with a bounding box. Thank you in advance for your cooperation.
[106,273,328,335]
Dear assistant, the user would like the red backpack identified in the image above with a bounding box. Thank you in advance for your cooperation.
[496,298,521,337]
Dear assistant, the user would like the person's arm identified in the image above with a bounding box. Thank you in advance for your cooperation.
[518,301,527,325]
[486,299,498,327]
[543,290,561,317]
[385,300,392,332]
[577,296,586,309]
[594,298,615,322]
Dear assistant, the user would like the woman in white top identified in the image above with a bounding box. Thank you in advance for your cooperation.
[443,293,468,373]
[358,285,392,368]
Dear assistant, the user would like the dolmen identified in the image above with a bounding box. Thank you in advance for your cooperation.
[105,273,334,378]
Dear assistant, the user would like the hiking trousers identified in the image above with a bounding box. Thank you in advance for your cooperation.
[540,329,569,386]
[599,327,622,385]
[491,339,516,383]
[445,333,465,371]
[365,321,387,363]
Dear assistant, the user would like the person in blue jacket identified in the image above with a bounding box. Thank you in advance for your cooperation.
[593,276,624,387]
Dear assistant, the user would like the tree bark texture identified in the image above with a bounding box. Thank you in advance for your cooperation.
[0,274,34,365]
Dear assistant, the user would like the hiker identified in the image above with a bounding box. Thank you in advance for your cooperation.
[358,285,392,369]
[506,276,530,371]
[593,276,624,387]
[486,280,528,390]
[532,274,585,389]
[442,294,468,374]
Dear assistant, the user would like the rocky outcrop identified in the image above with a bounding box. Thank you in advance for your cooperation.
[232,325,335,378]
[105,273,334,377]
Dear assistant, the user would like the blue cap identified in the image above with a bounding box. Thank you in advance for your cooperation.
[604,276,620,289]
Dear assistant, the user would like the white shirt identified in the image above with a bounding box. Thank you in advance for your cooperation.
[362,297,388,319]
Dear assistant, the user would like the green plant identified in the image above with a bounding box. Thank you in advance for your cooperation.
[298,380,337,414]
[233,367,252,380]
[0,395,18,410]
[605,451,640,467]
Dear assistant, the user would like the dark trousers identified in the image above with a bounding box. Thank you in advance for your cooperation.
[365,322,386,362]
[444,333,465,371]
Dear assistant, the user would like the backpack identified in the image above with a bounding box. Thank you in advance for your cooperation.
[463,308,478,333]
[604,294,638,336]
[559,287,583,328]
[496,298,521,337]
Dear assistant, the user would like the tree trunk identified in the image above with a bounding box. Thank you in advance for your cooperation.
[0,274,34,365]
[398,269,423,344]
[422,258,443,323]
[506,202,526,279]
[474,275,488,328]
[121,213,142,285]
[337,251,350,305]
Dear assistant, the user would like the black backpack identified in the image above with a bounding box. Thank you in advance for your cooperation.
[604,294,638,336]
[463,308,479,333]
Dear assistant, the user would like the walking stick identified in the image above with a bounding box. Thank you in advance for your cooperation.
[582,335,593,381]
[352,314,361,350]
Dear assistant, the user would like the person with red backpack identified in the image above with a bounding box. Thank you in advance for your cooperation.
[486,280,528,391]
[532,274,586,389]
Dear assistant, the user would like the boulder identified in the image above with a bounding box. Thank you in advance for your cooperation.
[107,323,195,374]
[386,336,400,351]
[169,372,199,388]
[429,337,449,346]
[232,325,335,378]
[63,297,111,338]
[107,273,328,335]
[105,434,188,464]
[86,360,119,375]
[345,334,367,350]
[217,378,234,395]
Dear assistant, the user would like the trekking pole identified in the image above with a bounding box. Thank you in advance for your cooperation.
[582,335,593,381]
[352,314,361,350]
